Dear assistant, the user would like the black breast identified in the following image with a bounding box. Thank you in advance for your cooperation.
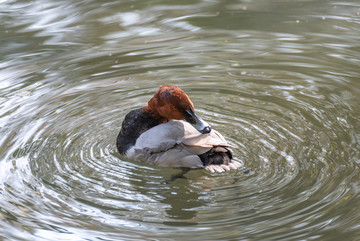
[116,108,159,154]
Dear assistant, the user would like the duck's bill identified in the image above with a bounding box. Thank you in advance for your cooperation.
[185,106,211,134]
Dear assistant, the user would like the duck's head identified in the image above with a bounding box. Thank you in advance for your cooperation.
[146,85,211,134]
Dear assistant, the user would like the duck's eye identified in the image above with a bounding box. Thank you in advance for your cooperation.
[170,104,177,111]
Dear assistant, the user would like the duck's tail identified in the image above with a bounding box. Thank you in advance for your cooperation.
[199,146,242,173]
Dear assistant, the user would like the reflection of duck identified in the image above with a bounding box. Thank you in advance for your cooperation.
[116,85,242,173]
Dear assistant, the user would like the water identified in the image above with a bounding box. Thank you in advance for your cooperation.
[1,0,360,240]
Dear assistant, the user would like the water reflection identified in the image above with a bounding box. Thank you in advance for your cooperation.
[1,0,360,240]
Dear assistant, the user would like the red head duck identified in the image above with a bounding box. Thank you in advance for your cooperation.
[116,85,242,173]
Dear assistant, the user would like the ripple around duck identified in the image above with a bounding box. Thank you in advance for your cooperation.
[1,58,359,239]
[1,0,360,239]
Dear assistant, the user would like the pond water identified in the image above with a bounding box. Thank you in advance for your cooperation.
[1,0,360,240]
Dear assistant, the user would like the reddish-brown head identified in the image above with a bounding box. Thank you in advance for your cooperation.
[147,85,193,121]
[146,85,211,134]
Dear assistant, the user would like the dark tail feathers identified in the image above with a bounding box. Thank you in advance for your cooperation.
[199,146,233,166]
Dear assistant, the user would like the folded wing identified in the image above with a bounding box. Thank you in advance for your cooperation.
[126,120,231,168]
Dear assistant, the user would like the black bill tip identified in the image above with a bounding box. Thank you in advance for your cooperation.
[200,126,211,134]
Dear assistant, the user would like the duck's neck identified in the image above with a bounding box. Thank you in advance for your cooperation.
[144,105,168,123]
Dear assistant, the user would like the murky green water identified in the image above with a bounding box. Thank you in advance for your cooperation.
[1,0,360,240]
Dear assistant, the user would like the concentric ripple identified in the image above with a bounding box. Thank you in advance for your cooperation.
[1,0,360,240]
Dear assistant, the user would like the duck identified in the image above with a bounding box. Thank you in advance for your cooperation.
[116,85,242,173]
